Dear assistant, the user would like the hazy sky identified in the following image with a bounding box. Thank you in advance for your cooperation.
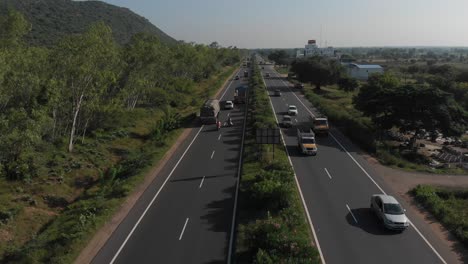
[100,0,468,48]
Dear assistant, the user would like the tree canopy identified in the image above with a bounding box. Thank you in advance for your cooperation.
[353,73,467,136]
[290,57,342,90]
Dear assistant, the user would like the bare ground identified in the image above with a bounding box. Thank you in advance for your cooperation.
[363,154,468,263]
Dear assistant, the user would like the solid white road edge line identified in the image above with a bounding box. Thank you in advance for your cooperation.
[109,126,204,264]
[262,75,327,264]
[179,218,189,240]
[210,150,215,159]
[324,168,332,179]
[346,204,358,224]
[226,82,248,264]
[199,176,205,189]
[272,71,448,264]
[109,67,240,264]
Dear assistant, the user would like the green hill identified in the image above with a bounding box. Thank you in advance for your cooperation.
[0,0,176,46]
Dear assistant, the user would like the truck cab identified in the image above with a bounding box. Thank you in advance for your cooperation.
[312,117,329,135]
[297,128,317,155]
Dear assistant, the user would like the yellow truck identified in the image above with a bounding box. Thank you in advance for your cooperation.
[312,117,329,135]
[297,127,317,155]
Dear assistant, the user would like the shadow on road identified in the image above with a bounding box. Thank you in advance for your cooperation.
[169,173,231,183]
[346,208,401,236]
[200,185,237,264]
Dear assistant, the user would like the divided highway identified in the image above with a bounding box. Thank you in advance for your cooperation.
[92,68,247,264]
[261,62,450,264]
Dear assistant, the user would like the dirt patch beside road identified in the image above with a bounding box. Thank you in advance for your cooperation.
[363,154,468,263]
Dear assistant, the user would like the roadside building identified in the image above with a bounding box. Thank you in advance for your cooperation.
[296,39,339,59]
[344,63,384,80]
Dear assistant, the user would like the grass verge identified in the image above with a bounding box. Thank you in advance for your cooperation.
[411,185,468,249]
[235,58,319,263]
[0,65,238,263]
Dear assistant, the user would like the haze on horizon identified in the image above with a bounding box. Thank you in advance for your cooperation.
[100,0,468,49]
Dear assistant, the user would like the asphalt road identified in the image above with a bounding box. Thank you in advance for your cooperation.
[92,68,247,264]
[260,61,451,264]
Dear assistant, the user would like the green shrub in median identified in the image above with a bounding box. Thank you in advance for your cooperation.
[236,57,319,263]
[411,185,468,248]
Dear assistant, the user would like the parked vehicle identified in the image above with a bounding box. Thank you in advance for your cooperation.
[225,100,234,110]
[288,105,298,115]
[370,194,409,231]
[312,117,329,135]
[200,99,220,124]
[234,85,247,104]
[297,127,317,155]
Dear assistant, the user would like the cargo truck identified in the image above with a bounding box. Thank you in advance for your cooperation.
[312,117,329,135]
[234,85,247,104]
[297,127,317,155]
[200,99,220,124]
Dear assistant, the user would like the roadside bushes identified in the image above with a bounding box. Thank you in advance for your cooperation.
[304,88,377,152]
[411,185,468,248]
[236,58,319,263]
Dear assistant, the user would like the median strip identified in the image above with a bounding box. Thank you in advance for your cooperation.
[234,57,320,263]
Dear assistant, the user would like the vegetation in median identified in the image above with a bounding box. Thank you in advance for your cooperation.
[0,10,244,263]
[235,57,319,263]
[411,185,468,249]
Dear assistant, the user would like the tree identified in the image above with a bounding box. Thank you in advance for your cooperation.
[354,73,467,139]
[268,50,289,65]
[51,23,120,152]
[0,10,31,48]
[290,57,341,90]
[337,76,359,92]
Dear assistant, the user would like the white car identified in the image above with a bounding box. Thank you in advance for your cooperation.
[225,100,234,110]
[287,105,298,116]
[370,194,409,231]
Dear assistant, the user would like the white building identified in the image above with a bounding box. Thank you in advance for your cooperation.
[345,63,384,80]
[296,40,338,58]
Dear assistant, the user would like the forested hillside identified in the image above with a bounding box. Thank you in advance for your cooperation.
[0,0,176,46]
[0,10,243,263]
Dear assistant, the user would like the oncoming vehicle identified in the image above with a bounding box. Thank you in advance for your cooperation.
[312,117,329,135]
[370,194,409,231]
[297,127,317,155]
[294,83,304,89]
[281,115,292,128]
[225,100,234,110]
[274,89,281,96]
[266,72,270,78]
[235,75,239,80]
[288,105,298,115]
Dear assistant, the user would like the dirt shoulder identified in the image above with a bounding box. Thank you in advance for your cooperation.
[74,68,238,264]
[362,154,468,263]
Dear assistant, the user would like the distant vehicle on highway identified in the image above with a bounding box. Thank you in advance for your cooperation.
[224,100,234,110]
[200,99,220,124]
[274,89,281,96]
[261,66,264,69]
[370,194,409,231]
[243,70,249,77]
[266,72,270,78]
[297,127,317,155]
[235,75,239,80]
[312,117,329,135]
[294,83,304,89]
[288,105,298,115]
[234,85,247,104]
[281,115,292,128]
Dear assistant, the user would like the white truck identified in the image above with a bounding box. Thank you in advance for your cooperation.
[297,127,317,155]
